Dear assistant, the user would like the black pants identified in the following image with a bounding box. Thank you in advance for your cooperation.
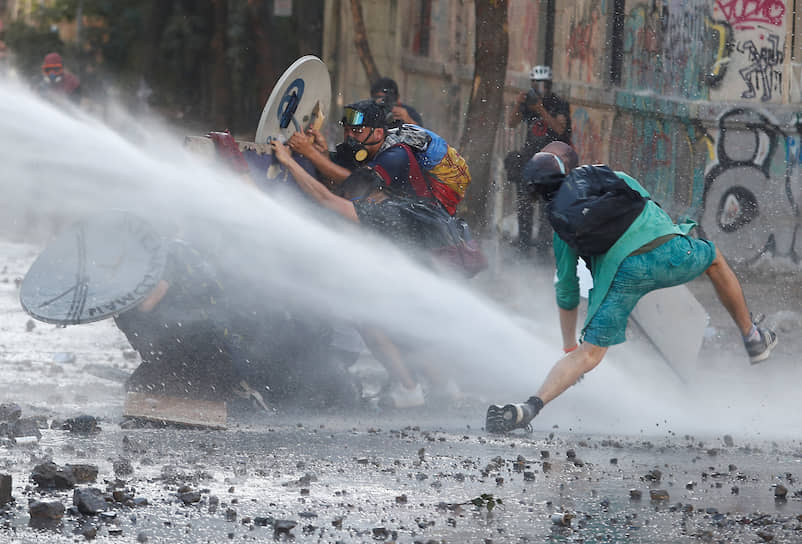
[505,149,552,251]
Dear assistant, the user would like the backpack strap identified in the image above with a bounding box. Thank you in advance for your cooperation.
[397,143,435,199]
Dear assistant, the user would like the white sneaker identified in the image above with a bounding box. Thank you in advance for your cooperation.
[388,383,425,408]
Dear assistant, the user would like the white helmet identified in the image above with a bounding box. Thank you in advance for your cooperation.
[529,65,552,81]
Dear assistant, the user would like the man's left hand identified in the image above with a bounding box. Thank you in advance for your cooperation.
[391,105,415,125]
[288,132,318,157]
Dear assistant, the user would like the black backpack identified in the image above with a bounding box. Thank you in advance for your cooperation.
[547,165,647,256]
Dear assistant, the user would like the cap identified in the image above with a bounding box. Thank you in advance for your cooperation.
[341,100,387,128]
[529,65,552,81]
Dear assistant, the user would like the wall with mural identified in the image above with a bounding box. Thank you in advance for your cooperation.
[506,0,546,76]
[322,0,802,267]
[700,108,801,265]
[604,0,798,265]
[709,0,787,103]
[558,0,608,85]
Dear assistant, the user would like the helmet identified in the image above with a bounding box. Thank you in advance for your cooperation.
[522,152,566,199]
[529,65,552,81]
[341,100,387,128]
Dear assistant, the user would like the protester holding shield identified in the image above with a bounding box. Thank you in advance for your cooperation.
[271,138,483,408]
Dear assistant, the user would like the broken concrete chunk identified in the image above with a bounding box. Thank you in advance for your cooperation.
[0,474,12,506]
[63,415,100,434]
[113,458,134,476]
[73,487,108,515]
[29,500,65,520]
[12,418,42,440]
[66,464,98,484]
[31,462,76,490]
[650,489,670,501]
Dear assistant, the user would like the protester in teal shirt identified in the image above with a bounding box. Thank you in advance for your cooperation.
[487,142,778,434]
[553,171,695,339]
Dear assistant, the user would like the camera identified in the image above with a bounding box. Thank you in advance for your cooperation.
[374,89,399,107]
[525,87,542,107]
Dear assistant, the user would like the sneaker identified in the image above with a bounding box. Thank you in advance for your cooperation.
[387,383,425,409]
[485,396,544,433]
[745,327,778,364]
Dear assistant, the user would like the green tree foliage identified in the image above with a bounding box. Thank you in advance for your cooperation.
[3,16,66,83]
[3,0,323,133]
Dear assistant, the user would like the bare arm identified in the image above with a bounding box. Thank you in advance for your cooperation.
[559,306,579,351]
[532,102,568,136]
[271,141,359,222]
[357,325,418,390]
[287,132,351,184]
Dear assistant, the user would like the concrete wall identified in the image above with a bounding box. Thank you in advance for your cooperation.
[324,0,802,267]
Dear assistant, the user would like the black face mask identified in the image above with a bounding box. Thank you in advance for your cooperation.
[336,137,370,168]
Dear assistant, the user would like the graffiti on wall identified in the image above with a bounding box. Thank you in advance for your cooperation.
[623,1,720,99]
[701,108,801,264]
[704,16,734,88]
[714,0,785,30]
[609,104,705,216]
[620,1,787,102]
[710,0,787,102]
[565,1,602,83]
[571,107,606,165]
[736,33,784,101]
[507,0,543,73]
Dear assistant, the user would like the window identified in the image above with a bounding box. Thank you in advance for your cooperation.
[411,0,431,57]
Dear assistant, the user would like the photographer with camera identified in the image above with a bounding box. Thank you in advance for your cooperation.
[370,77,423,127]
[505,65,571,255]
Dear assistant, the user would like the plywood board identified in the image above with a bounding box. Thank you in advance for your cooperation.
[630,285,709,379]
[123,392,227,429]
[183,135,272,156]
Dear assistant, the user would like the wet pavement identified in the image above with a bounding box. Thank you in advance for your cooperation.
[2,240,802,543]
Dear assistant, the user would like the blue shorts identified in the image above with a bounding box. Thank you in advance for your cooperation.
[583,236,716,347]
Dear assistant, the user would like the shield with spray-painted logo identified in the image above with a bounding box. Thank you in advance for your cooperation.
[20,211,168,325]
[255,55,331,145]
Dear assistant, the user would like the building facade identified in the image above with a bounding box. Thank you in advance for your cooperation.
[323,0,802,267]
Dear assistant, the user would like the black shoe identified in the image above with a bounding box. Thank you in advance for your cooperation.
[745,327,777,364]
[486,396,543,433]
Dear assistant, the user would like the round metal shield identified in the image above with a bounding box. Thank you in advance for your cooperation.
[20,212,168,325]
[254,55,332,144]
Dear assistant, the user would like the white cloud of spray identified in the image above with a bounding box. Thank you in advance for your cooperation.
[2,80,800,440]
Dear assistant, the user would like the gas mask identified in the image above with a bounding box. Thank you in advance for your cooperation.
[336,137,370,168]
[43,69,63,84]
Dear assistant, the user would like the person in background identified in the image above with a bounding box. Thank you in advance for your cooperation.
[505,65,571,255]
[271,140,471,408]
[288,100,427,199]
[370,76,423,127]
[486,142,779,434]
[37,52,81,104]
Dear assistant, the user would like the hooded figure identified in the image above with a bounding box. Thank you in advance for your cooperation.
[39,52,81,102]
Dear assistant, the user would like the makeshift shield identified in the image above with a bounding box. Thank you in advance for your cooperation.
[20,212,168,325]
[255,55,331,144]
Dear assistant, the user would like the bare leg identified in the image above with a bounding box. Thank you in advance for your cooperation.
[705,248,752,336]
[357,326,418,390]
[535,342,608,404]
